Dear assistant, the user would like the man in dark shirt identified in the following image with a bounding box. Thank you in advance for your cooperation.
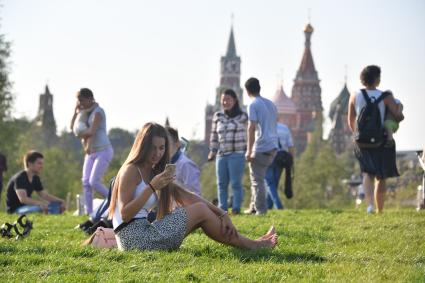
[0,152,7,200]
[6,151,65,214]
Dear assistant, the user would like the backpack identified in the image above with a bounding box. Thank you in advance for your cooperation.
[355,89,390,148]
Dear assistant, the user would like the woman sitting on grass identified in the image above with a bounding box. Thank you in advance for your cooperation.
[108,122,278,251]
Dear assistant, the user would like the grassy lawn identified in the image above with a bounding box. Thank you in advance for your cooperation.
[1,209,424,282]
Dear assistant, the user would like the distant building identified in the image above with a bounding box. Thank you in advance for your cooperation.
[272,84,298,131]
[290,23,323,153]
[204,26,243,145]
[205,22,356,156]
[35,85,57,146]
[328,83,352,154]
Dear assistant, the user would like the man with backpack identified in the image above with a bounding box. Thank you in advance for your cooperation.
[347,65,404,213]
[265,122,294,209]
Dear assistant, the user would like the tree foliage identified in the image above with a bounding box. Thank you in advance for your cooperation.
[0,33,12,122]
[288,115,352,209]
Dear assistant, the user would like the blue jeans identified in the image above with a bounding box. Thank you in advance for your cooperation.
[15,202,62,215]
[216,152,245,212]
[265,161,284,209]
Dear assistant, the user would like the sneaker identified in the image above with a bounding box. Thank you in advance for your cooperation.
[367,205,375,214]
[255,211,267,216]
[244,208,256,215]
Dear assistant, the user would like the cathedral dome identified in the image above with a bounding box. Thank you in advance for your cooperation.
[272,85,297,114]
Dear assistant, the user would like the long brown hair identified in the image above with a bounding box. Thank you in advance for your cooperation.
[108,122,174,220]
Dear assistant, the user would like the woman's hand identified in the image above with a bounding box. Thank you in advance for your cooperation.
[150,171,175,191]
[220,214,238,240]
[84,145,91,155]
[207,151,216,161]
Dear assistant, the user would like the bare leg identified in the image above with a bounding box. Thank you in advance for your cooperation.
[363,173,375,211]
[184,203,277,250]
[375,178,387,213]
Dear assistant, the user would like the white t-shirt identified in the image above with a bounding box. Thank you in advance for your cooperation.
[355,89,386,124]
[276,123,294,152]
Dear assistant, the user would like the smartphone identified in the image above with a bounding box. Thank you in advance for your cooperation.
[165,164,176,176]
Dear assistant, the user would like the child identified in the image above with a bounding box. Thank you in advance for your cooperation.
[383,90,403,147]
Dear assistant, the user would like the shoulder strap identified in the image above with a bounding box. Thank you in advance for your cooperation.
[137,167,158,200]
[360,89,372,105]
[374,91,391,104]
[136,166,143,180]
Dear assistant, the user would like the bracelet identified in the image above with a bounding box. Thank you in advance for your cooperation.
[218,211,228,219]
[147,182,156,193]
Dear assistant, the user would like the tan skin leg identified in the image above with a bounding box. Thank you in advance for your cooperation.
[375,178,387,213]
[363,173,375,208]
[182,202,277,250]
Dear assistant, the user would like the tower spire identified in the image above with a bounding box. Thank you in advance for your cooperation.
[225,25,237,58]
[45,84,51,95]
[295,22,317,81]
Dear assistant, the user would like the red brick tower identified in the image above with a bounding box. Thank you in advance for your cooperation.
[291,23,323,153]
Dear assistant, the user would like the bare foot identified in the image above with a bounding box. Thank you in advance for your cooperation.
[257,225,276,241]
[253,234,278,249]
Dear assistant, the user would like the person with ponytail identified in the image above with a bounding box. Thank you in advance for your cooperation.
[109,122,277,251]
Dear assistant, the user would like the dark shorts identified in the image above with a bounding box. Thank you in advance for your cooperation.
[354,142,399,179]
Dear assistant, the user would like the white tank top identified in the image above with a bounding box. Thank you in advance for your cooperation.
[354,89,386,124]
[112,168,157,229]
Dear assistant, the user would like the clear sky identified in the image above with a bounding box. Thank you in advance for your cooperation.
[1,0,424,150]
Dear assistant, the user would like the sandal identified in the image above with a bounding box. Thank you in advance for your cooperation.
[14,215,33,239]
[0,214,33,240]
[0,222,15,238]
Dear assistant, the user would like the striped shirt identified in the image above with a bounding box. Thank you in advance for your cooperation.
[209,111,248,156]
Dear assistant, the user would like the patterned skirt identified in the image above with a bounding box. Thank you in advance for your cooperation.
[116,207,187,251]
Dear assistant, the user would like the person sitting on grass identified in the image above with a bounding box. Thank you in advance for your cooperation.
[6,151,66,214]
[166,126,201,196]
[108,122,278,251]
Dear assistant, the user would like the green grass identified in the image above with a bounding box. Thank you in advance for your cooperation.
[1,209,424,282]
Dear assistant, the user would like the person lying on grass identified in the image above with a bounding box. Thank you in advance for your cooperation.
[108,122,278,251]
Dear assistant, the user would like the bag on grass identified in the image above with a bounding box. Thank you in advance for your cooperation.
[83,227,117,249]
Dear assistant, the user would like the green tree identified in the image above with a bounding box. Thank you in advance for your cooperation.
[0,32,12,122]
[289,114,351,209]
[40,147,81,200]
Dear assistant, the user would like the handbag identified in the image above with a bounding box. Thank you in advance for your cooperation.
[83,227,117,249]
